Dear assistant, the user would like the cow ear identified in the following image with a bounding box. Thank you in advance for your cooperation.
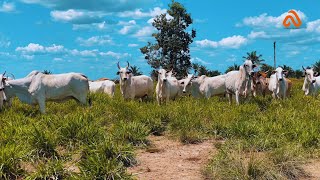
[116,71,120,75]
[314,72,319,77]
[252,64,257,68]
[272,70,276,74]
[257,72,262,77]
[283,70,288,75]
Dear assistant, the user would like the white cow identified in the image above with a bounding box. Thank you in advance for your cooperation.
[181,74,227,99]
[302,66,320,97]
[225,60,256,105]
[268,67,289,99]
[117,62,153,100]
[156,68,180,105]
[0,71,7,110]
[89,80,115,97]
[4,71,90,114]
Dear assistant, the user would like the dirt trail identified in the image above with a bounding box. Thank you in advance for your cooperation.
[128,136,216,180]
[301,160,320,180]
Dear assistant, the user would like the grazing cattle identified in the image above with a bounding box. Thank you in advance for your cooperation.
[225,60,256,105]
[156,68,180,105]
[252,71,271,97]
[268,67,289,99]
[302,66,320,97]
[180,74,227,99]
[0,72,7,110]
[4,71,90,114]
[89,80,115,97]
[117,61,153,100]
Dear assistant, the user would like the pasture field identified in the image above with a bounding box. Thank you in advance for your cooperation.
[1,79,320,179]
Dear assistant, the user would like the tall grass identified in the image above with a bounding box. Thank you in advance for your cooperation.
[0,79,319,179]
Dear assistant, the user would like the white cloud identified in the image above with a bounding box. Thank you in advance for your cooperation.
[16,43,65,54]
[100,51,130,59]
[248,31,267,39]
[118,7,166,19]
[128,44,139,47]
[190,57,211,65]
[16,42,131,59]
[119,26,135,35]
[134,26,155,37]
[117,20,136,26]
[196,35,248,49]
[20,0,155,13]
[0,1,15,13]
[240,10,307,28]
[50,9,107,24]
[0,36,10,48]
[195,39,218,48]
[72,21,107,31]
[77,35,114,46]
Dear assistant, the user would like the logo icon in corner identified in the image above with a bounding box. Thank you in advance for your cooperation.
[283,10,302,29]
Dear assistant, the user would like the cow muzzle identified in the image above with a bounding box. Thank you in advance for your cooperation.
[279,78,283,81]
[257,82,261,84]
[183,90,186,93]
[123,78,127,81]
[163,79,167,82]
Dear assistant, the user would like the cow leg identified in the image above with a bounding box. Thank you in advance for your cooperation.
[37,99,46,114]
[235,91,240,105]
[227,93,232,105]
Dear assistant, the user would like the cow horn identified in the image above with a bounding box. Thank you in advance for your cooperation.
[302,66,306,71]
[126,61,130,68]
[3,71,6,76]
[117,61,121,69]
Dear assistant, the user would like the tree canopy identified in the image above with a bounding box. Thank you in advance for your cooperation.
[140,0,196,78]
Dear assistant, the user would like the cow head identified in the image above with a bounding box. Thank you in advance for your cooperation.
[117,61,132,81]
[157,68,172,83]
[180,74,195,94]
[272,67,287,82]
[243,60,256,77]
[0,71,7,109]
[0,71,6,91]
[302,66,317,84]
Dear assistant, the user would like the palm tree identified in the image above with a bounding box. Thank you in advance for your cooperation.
[260,63,273,77]
[313,60,320,73]
[130,65,143,76]
[281,64,295,78]
[225,64,240,74]
[294,70,303,79]
[42,70,52,74]
[243,51,265,65]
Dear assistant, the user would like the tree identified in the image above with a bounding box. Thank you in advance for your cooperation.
[130,65,143,76]
[260,63,273,77]
[225,64,240,74]
[243,51,265,65]
[281,64,295,78]
[42,70,52,74]
[313,60,320,73]
[294,70,303,79]
[140,0,196,78]
[192,63,221,77]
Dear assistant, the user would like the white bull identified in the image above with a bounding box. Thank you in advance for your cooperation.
[3,71,90,114]
[156,68,180,105]
[268,67,289,99]
[89,80,115,97]
[181,74,227,99]
[225,60,256,105]
[117,61,153,100]
[302,66,320,97]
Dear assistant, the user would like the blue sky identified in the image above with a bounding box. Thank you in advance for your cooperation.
[0,0,320,79]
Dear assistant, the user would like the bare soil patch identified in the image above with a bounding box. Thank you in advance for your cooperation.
[128,135,216,180]
[301,160,320,180]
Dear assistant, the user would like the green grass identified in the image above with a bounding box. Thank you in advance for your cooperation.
[0,79,319,179]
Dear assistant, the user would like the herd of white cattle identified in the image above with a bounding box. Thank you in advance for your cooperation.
[0,60,319,114]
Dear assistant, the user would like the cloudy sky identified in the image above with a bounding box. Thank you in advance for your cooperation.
[0,0,320,79]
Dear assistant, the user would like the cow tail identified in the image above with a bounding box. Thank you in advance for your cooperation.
[80,74,92,106]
